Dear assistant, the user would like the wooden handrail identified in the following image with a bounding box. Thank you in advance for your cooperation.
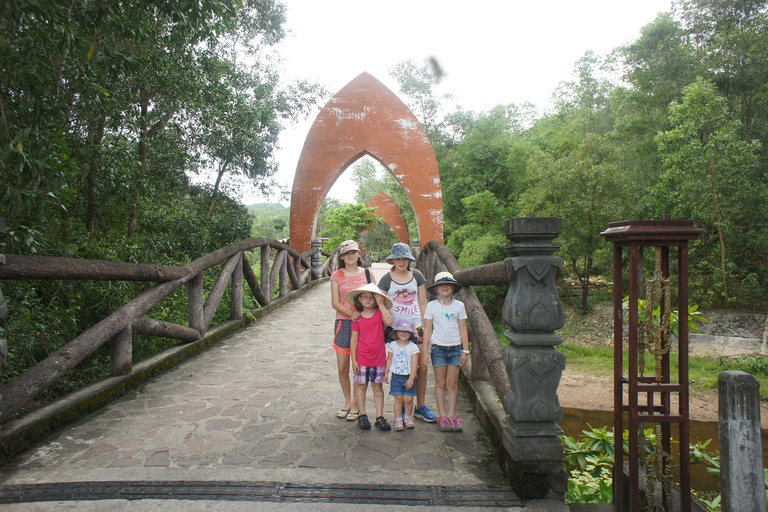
[0,254,188,282]
[417,240,511,399]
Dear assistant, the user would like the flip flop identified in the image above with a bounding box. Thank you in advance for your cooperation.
[336,409,350,419]
[346,411,359,421]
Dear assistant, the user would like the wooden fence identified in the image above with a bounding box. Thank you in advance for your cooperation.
[415,240,511,399]
[0,238,331,422]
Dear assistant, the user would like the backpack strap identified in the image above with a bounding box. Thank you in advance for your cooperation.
[365,268,371,283]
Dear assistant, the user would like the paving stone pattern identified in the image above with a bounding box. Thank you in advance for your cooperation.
[0,267,504,489]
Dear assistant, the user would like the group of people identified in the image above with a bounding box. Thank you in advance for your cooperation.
[330,240,469,434]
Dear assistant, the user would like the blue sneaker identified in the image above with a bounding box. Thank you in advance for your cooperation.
[414,405,437,423]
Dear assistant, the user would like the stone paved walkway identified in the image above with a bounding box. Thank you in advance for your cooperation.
[0,264,571,511]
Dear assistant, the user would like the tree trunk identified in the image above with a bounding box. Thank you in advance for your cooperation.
[207,160,229,219]
[709,164,729,306]
[581,258,591,314]
[85,116,106,238]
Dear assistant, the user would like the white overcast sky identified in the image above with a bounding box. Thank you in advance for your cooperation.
[239,0,675,205]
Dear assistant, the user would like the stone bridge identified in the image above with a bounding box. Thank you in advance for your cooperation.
[0,261,570,511]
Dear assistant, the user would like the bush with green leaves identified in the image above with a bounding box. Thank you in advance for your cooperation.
[562,425,722,507]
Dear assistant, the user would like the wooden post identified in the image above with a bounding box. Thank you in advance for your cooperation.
[231,252,243,320]
[242,255,269,307]
[279,254,288,297]
[719,371,768,512]
[109,325,132,376]
[311,239,323,277]
[601,220,703,512]
[188,272,204,335]
[260,245,271,299]
[203,253,240,328]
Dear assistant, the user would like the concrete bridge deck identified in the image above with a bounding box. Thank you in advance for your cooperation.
[0,264,570,511]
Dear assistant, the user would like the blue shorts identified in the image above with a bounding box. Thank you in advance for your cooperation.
[354,365,385,384]
[431,344,462,367]
[389,374,417,397]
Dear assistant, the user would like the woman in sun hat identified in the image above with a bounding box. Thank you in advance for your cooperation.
[377,242,437,423]
[330,240,375,421]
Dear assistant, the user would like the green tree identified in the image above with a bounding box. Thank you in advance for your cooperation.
[320,203,381,251]
[612,12,701,210]
[656,78,765,305]
[351,157,417,246]
[440,105,528,235]
[678,0,768,143]
[250,203,289,240]
[521,134,633,313]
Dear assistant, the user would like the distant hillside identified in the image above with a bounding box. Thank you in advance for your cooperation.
[247,203,288,214]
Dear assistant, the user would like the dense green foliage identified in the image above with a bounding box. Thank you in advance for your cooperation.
[0,1,322,399]
[386,0,768,312]
[562,425,725,507]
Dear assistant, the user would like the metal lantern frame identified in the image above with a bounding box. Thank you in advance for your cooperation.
[601,220,703,512]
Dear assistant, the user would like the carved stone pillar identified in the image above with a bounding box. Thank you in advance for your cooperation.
[501,217,567,500]
[311,239,323,277]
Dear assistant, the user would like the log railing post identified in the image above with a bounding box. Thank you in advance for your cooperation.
[294,256,302,287]
[500,217,567,500]
[109,325,132,376]
[188,272,204,335]
[231,252,243,320]
[311,239,323,277]
[260,245,271,299]
[279,254,288,297]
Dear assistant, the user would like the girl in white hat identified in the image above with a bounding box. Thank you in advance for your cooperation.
[423,272,469,433]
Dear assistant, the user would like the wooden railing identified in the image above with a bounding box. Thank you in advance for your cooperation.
[415,240,511,400]
[0,238,329,422]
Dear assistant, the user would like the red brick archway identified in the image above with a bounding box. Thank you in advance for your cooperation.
[365,191,409,244]
[289,72,443,252]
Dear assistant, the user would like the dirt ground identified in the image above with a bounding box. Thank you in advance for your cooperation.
[558,304,768,429]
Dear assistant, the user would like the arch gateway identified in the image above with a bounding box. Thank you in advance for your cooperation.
[289,72,443,252]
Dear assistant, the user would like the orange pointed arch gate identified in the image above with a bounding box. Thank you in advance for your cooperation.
[289,72,443,252]
[366,192,409,244]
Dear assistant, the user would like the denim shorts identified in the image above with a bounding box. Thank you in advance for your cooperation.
[389,374,417,397]
[430,344,462,367]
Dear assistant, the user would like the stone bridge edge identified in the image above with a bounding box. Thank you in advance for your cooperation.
[0,278,327,468]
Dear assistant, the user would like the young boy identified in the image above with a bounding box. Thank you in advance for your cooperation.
[385,319,420,431]
[423,272,469,432]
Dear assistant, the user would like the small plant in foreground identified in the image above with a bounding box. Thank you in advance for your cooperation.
[562,426,723,506]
